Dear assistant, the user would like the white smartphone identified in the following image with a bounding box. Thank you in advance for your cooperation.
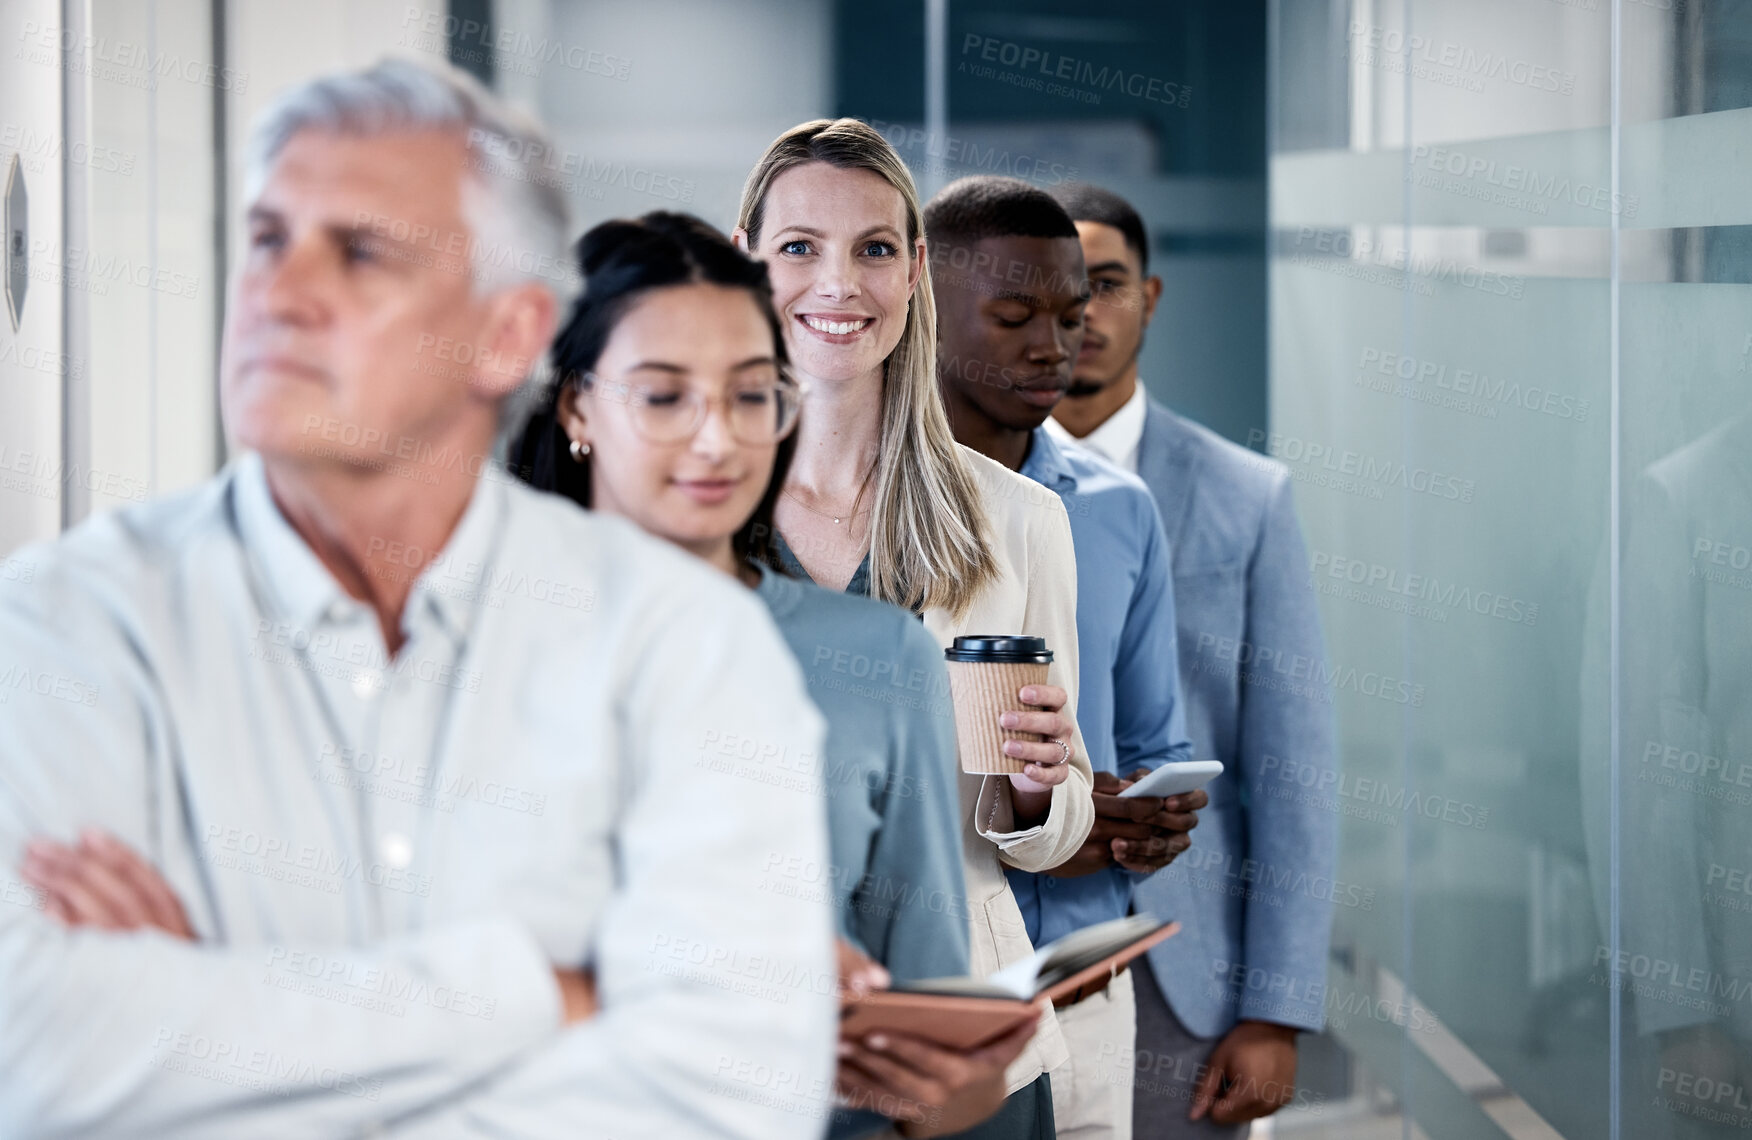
[1116,760,1224,799]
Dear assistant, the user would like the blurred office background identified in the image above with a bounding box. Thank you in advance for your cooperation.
[3,1,1749,1137]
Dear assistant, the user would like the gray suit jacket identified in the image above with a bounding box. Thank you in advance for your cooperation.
[1131,400,1338,1038]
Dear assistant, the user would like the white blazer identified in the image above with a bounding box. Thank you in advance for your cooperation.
[922,445,1095,1095]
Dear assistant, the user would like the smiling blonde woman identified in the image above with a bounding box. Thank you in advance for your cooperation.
[737,119,1096,1139]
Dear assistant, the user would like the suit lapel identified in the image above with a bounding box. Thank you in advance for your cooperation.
[1140,401,1198,567]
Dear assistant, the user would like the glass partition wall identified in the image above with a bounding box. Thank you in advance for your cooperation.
[1271,1,1752,1137]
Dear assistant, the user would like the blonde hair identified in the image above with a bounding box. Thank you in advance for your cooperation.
[738,118,997,619]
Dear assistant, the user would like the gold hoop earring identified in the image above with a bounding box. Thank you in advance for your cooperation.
[569,438,591,461]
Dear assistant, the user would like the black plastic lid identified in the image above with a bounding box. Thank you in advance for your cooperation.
[944,635,1053,664]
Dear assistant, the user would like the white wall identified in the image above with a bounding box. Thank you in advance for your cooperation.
[0,0,69,554]
[1,0,238,552]
[80,0,220,519]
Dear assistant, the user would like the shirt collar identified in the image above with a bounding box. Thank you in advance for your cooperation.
[1020,426,1077,492]
[412,467,509,645]
[1045,382,1147,469]
[773,531,872,598]
[1088,383,1148,464]
[232,451,349,632]
[231,450,508,645]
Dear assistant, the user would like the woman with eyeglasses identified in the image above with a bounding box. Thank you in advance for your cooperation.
[514,212,1035,1137]
[735,120,1093,1139]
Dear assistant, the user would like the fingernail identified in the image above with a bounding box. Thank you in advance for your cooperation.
[1018,687,1036,703]
[837,1041,855,1056]
[999,712,1019,729]
[867,1034,888,1050]
[1003,741,1020,756]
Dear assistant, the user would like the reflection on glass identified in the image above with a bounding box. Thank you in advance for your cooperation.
[1589,411,1752,1139]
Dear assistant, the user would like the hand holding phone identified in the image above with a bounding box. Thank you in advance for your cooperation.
[1117,760,1224,799]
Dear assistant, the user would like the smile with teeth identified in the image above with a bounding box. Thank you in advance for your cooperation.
[802,315,873,335]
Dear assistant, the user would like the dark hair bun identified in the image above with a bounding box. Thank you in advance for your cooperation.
[575,218,656,278]
[576,212,741,285]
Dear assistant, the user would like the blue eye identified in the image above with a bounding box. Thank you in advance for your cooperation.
[780,240,811,256]
[863,241,896,258]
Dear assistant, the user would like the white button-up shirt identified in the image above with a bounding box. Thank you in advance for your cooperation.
[0,453,836,1139]
[1044,382,1148,474]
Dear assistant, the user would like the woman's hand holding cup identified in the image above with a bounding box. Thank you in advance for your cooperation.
[1000,683,1075,794]
[940,636,1075,825]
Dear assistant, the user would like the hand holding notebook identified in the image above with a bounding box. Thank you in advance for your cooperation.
[839,914,1179,1050]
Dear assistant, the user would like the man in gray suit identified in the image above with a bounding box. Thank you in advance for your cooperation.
[1045,184,1337,1138]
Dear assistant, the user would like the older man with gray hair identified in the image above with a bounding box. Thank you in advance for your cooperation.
[0,57,836,1138]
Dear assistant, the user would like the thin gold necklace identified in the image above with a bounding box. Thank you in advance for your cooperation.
[782,487,872,526]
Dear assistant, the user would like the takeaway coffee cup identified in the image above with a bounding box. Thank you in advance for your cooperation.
[944,635,1054,775]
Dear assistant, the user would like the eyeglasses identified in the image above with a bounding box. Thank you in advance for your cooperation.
[578,366,803,446]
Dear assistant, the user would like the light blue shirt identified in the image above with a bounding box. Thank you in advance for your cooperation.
[1006,428,1193,947]
[0,453,837,1139]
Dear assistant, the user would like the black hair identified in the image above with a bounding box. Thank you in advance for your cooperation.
[922,175,1080,253]
[1048,182,1150,275]
[512,211,796,571]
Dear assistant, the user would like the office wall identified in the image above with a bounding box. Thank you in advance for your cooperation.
[0,0,226,551]
[0,0,69,553]
[521,0,832,237]
[82,0,219,518]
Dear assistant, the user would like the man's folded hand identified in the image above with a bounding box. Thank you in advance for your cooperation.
[21,829,195,940]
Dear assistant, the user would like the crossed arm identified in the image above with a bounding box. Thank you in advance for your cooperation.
[28,833,1034,1139]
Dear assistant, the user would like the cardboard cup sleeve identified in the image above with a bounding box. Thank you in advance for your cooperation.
[946,659,1050,775]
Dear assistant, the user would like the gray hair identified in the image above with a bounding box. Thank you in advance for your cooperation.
[245,55,576,303]
[244,55,576,432]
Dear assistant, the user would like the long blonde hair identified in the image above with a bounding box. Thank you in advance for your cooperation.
[738,118,996,619]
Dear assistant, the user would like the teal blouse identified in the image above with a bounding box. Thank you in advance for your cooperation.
[752,562,970,984]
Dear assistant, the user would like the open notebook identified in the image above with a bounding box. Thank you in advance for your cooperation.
[839,914,1178,1051]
